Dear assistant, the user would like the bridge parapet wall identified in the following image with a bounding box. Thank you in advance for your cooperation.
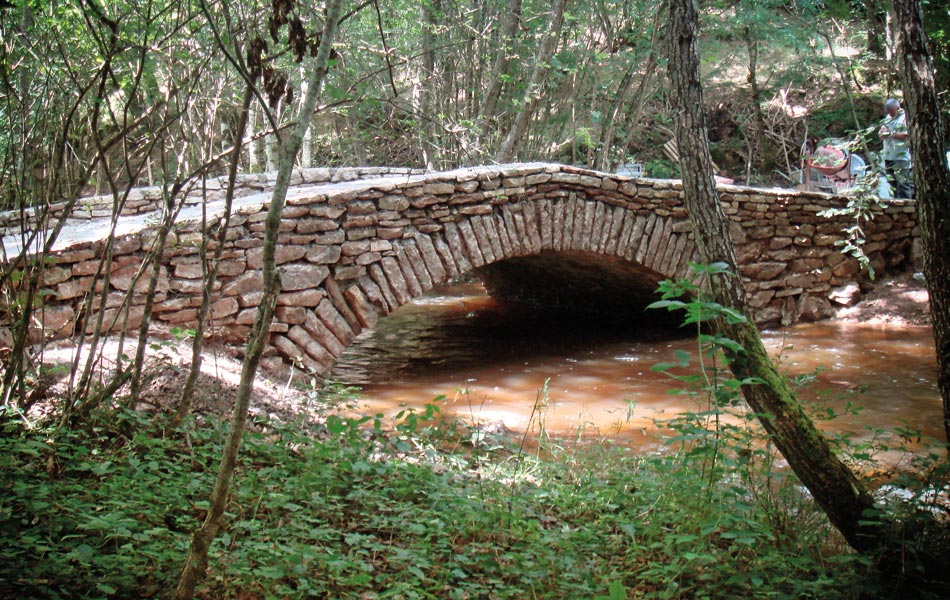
[3,163,918,374]
[0,166,426,237]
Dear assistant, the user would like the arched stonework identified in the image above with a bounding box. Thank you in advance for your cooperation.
[1,163,918,375]
[266,168,703,373]
[325,195,693,373]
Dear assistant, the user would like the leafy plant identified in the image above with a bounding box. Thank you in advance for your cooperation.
[0,391,883,599]
[814,128,890,279]
[647,264,950,598]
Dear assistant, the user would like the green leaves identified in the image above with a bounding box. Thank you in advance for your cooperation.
[0,389,897,599]
[652,348,694,376]
[594,579,629,600]
[650,263,749,327]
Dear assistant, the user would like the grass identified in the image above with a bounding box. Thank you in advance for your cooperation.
[0,393,892,600]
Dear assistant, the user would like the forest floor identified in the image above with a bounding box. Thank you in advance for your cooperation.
[833,270,931,327]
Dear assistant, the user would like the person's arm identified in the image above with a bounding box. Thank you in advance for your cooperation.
[892,114,910,140]
[879,116,892,138]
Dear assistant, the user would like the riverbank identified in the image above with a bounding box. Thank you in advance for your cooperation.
[833,271,931,327]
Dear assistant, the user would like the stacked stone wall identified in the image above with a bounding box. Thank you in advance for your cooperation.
[0,167,425,237]
[3,163,917,374]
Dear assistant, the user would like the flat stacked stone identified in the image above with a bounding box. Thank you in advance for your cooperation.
[1,163,919,372]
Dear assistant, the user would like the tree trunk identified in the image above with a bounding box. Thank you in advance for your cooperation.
[867,0,887,57]
[247,105,259,171]
[477,0,522,154]
[126,128,196,408]
[300,68,313,167]
[595,66,636,171]
[891,0,950,447]
[418,0,440,169]
[175,85,254,426]
[666,0,884,553]
[265,120,277,171]
[173,1,345,596]
[494,0,569,163]
[744,25,767,182]
[598,2,664,171]
[126,185,180,406]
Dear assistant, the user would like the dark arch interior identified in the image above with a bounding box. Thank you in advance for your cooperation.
[474,250,683,330]
[331,251,686,383]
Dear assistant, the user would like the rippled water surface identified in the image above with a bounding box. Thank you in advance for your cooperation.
[331,283,942,447]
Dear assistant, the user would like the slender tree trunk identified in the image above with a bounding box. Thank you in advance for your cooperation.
[441,43,458,167]
[477,0,522,148]
[616,39,662,167]
[68,181,128,419]
[128,177,188,406]
[891,0,950,447]
[494,0,569,163]
[345,111,368,164]
[174,86,253,425]
[885,7,899,92]
[300,67,313,167]
[461,5,479,125]
[666,0,884,553]
[265,122,277,171]
[867,0,887,57]
[595,66,636,171]
[1,58,113,408]
[174,1,345,596]
[813,26,877,168]
[418,0,439,169]
[247,105,258,171]
[744,26,766,182]
[597,2,664,171]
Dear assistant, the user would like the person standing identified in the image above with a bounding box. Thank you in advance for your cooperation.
[878,98,914,198]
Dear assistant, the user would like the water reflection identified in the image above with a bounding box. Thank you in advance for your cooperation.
[331,283,943,447]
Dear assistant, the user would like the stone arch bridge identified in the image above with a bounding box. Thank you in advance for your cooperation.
[2,163,917,375]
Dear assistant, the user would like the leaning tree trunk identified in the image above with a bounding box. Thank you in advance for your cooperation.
[476,0,522,155]
[127,176,189,408]
[173,1,345,597]
[174,85,254,426]
[891,0,950,448]
[494,0,569,163]
[666,0,885,553]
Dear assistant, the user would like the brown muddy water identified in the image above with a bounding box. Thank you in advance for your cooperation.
[330,283,943,451]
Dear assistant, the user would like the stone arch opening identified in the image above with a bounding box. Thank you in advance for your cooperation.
[329,249,686,385]
[474,250,682,329]
[327,194,694,377]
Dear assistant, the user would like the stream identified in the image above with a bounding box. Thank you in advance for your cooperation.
[330,283,943,451]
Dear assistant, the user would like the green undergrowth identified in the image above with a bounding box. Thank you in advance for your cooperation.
[0,395,898,600]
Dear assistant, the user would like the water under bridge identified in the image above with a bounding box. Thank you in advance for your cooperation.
[1,163,917,375]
